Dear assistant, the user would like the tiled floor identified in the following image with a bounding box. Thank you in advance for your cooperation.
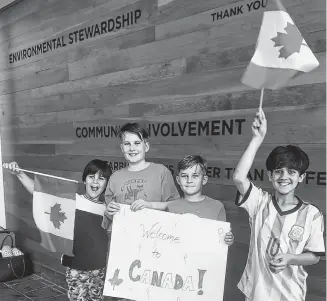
[1,274,69,301]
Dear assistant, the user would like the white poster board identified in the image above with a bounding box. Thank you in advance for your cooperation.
[103,204,230,301]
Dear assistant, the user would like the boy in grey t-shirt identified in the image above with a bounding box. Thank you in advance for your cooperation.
[102,122,180,230]
[168,155,234,245]
[102,123,180,301]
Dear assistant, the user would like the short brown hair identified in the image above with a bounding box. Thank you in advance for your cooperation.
[177,155,207,174]
[118,123,149,141]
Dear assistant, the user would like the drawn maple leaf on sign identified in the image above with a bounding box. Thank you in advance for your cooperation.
[271,22,304,59]
[45,203,67,229]
[108,268,123,290]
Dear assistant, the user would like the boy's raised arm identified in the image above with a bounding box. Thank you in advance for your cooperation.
[2,162,34,195]
[233,110,267,196]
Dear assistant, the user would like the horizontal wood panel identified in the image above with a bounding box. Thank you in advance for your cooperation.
[186,30,325,74]
[0,9,41,44]
[0,0,155,69]
[0,56,184,97]
[3,82,324,126]
[0,0,117,30]
[154,0,239,23]
[59,19,325,82]
[5,104,323,143]
[53,135,326,166]
[154,0,314,25]
[0,0,40,28]
[0,0,136,43]
[64,30,207,83]
[0,65,69,95]
[14,144,56,155]
[155,0,324,41]
[0,57,186,100]
[3,24,322,83]
[0,25,156,74]
[130,84,326,115]
[1,51,325,111]
[69,56,186,82]
[2,81,324,127]
[0,26,155,82]
[0,0,154,50]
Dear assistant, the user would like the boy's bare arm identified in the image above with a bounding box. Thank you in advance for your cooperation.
[288,252,320,266]
[269,252,320,273]
[233,110,267,195]
[131,200,168,211]
[147,201,168,211]
[2,162,34,195]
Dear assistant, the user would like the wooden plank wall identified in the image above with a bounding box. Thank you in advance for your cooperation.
[0,0,325,300]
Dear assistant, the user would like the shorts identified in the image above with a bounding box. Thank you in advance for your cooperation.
[66,267,105,301]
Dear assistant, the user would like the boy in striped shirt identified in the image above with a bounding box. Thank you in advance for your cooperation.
[233,110,325,301]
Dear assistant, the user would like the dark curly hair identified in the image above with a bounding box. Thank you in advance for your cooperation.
[265,145,309,175]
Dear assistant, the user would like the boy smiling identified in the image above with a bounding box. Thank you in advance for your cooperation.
[102,122,180,228]
[233,110,325,301]
[3,160,112,301]
[167,155,234,245]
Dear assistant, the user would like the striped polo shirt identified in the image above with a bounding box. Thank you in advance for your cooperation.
[236,183,325,301]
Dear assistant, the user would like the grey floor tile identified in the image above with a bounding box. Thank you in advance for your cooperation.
[8,279,50,294]
[40,269,68,290]
[5,274,39,286]
[24,286,66,300]
[0,283,31,301]
[1,274,69,300]
[46,294,70,301]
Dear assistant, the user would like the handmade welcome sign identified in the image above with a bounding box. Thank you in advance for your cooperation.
[103,204,230,301]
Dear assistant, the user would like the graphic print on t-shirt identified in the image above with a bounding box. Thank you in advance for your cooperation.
[121,179,148,204]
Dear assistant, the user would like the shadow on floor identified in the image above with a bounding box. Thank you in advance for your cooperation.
[1,274,69,301]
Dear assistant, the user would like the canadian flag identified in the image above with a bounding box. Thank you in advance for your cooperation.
[33,175,77,255]
[242,0,319,89]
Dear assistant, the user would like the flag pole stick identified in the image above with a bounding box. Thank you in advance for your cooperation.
[259,88,264,112]
[2,166,78,183]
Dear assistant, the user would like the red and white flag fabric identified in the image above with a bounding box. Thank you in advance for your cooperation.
[242,0,319,89]
[33,175,77,255]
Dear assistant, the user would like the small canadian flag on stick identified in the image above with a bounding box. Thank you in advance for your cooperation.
[241,0,320,109]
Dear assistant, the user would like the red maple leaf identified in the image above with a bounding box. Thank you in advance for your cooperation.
[45,203,67,229]
[108,268,123,290]
[271,22,304,59]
